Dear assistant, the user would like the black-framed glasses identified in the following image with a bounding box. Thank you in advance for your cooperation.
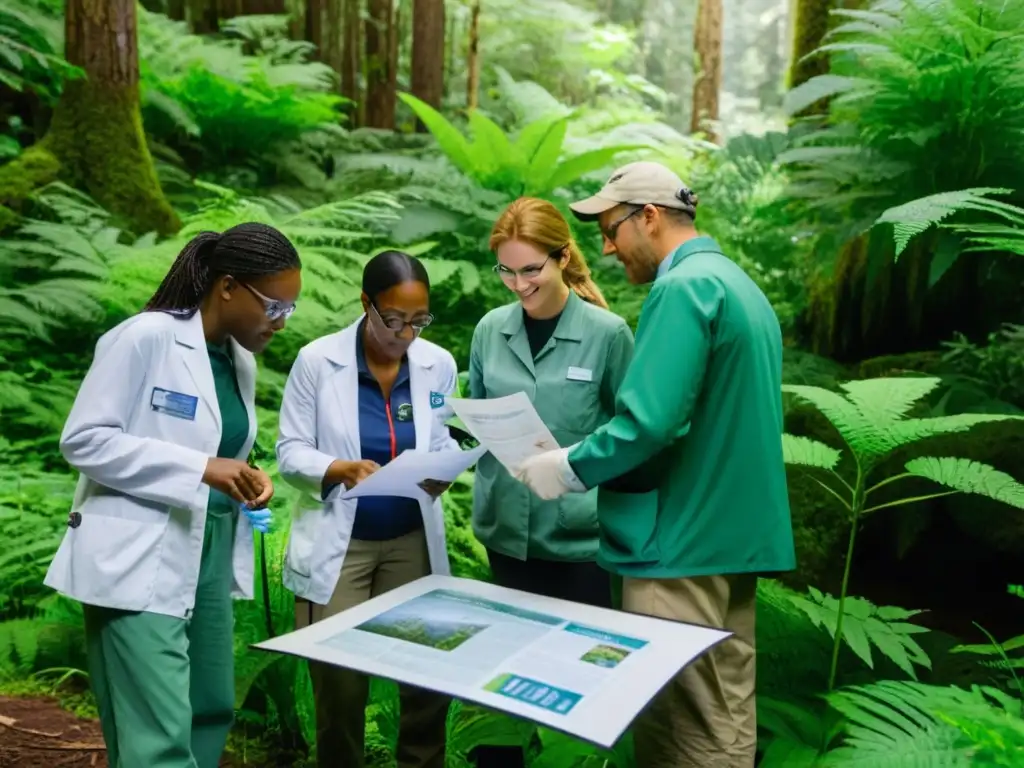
[601,206,645,241]
[239,281,296,322]
[370,302,434,333]
[492,246,565,282]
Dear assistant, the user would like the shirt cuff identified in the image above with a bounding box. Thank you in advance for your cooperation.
[560,451,588,493]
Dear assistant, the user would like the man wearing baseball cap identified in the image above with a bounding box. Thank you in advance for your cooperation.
[514,161,795,767]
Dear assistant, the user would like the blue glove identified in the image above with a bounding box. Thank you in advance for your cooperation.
[240,503,273,534]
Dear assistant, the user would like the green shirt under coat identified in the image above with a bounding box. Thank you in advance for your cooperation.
[469,290,635,562]
[568,236,796,579]
[207,341,249,517]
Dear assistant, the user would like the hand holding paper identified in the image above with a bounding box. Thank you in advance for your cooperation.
[340,445,487,501]
[448,393,561,472]
[514,447,587,499]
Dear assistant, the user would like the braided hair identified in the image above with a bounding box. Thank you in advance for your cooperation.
[144,222,301,314]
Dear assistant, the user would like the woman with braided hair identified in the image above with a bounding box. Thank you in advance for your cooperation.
[44,221,302,768]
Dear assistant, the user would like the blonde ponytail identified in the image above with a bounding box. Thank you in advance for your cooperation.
[490,197,608,309]
[561,241,608,309]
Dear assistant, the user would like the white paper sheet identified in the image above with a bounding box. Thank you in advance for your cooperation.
[448,393,560,472]
[254,574,732,749]
[340,445,487,500]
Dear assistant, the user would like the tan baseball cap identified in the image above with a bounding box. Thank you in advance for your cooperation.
[569,161,697,221]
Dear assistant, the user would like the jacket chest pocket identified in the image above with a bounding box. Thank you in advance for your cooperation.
[554,378,603,436]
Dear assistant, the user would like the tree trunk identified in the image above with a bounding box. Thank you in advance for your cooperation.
[690,0,722,143]
[465,0,480,110]
[242,0,287,11]
[187,0,219,33]
[341,0,361,122]
[364,0,396,128]
[167,0,186,21]
[787,0,834,115]
[0,0,179,235]
[305,0,324,57]
[411,0,446,128]
[798,227,1024,361]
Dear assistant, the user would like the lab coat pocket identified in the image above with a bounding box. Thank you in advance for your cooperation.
[285,506,321,578]
[68,513,165,608]
[596,487,661,568]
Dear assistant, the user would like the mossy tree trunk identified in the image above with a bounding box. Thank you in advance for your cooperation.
[799,228,1022,361]
[0,0,180,236]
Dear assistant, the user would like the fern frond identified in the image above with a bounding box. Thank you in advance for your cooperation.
[903,458,1024,510]
[781,384,882,457]
[886,413,1022,448]
[839,377,940,424]
[874,188,1018,257]
[786,588,931,679]
[822,681,976,765]
[782,434,843,470]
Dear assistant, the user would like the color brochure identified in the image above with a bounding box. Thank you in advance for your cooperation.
[254,574,732,748]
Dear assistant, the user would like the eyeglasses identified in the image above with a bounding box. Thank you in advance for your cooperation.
[239,281,296,321]
[492,247,565,282]
[370,302,434,333]
[601,207,644,241]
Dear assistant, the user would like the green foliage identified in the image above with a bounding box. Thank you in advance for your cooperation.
[0,0,79,101]
[777,0,1024,288]
[872,188,1024,289]
[785,587,931,679]
[782,375,1024,691]
[398,92,648,199]
[137,10,346,187]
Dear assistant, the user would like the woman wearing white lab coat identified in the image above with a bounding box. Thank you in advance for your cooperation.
[44,222,303,768]
[276,249,460,768]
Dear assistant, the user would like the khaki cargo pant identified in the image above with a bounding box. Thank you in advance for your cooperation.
[623,573,757,768]
[294,528,449,768]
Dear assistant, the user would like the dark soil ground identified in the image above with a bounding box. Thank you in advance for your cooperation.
[0,696,106,768]
[0,697,275,767]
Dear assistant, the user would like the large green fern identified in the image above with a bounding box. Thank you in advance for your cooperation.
[782,376,1024,690]
[873,188,1024,263]
[397,92,649,200]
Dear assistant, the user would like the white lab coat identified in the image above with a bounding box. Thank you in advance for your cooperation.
[44,310,259,619]
[276,317,460,605]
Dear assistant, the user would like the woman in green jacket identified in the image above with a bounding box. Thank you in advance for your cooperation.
[468,196,634,768]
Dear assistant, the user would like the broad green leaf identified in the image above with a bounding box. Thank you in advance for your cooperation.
[543,144,648,194]
[524,119,569,195]
[904,457,1024,510]
[782,75,867,117]
[466,109,513,184]
[397,92,474,176]
[512,115,565,173]
[782,434,842,470]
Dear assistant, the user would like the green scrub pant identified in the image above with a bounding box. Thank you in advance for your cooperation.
[83,509,238,768]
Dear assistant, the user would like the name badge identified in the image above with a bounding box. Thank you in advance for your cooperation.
[151,387,198,421]
[566,366,593,382]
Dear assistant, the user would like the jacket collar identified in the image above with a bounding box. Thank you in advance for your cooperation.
[499,289,586,341]
[661,235,723,277]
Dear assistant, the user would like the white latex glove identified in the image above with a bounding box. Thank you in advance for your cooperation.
[513,447,587,500]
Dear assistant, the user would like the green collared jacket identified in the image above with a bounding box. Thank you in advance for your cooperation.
[469,291,634,562]
[568,236,797,579]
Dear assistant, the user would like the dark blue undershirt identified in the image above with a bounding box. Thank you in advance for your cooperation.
[350,322,423,541]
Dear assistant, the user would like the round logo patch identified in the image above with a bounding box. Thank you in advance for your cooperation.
[396,402,414,422]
